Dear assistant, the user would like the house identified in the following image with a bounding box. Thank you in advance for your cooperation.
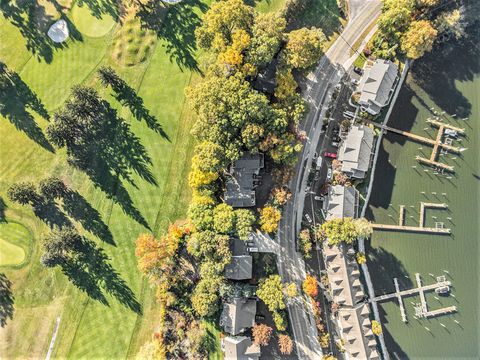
[357,59,398,115]
[222,336,261,360]
[225,238,253,280]
[338,125,374,179]
[220,298,257,335]
[225,153,264,208]
[324,185,359,221]
[338,304,380,360]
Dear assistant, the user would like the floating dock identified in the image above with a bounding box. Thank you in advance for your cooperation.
[373,273,457,322]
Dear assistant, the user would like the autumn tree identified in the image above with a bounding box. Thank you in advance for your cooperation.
[252,323,273,346]
[270,186,292,207]
[298,228,312,258]
[356,251,367,265]
[283,28,326,69]
[191,264,224,317]
[321,217,358,245]
[256,275,286,312]
[213,203,235,234]
[187,73,278,160]
[371,320,383,335]
[246,12,286,68]
[195,0,254,52]
[7,182,39,205]
[259,206,281,233]
[278,334,293,355]
[191,141,226,174]
[235,209,256,240]
[353,218,373,239]
[302,274,318,298]
[272,310,287,331]
[435,9,465,39]
[275,69,298,101]
[401,20,438,59]
[188,203,214,231]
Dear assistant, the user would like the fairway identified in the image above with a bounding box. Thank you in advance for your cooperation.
[0,0,285,358]
[0,222,31,267]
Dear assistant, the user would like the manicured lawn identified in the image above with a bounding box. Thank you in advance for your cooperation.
[0,0,286,358]
[204,320,224,360]
[289,0,342,39]
[0,221,31,267]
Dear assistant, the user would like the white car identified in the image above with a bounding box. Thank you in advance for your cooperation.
[305,213,312,223]
[327,168,333,181]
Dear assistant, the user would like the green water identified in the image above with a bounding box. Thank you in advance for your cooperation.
[366,31,480,359]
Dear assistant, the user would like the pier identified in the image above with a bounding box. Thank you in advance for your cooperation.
[372,202,451,234]
[373,273,457,322]
[363,119,463,171]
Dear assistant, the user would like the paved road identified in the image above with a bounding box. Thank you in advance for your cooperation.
[275,1,382,359]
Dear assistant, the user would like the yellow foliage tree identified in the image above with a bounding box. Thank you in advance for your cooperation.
[356,251,367,265]
[371,320,383,335]
[283,282,298,298]
[302,274,318,298]
[284,27,326,69]
[259,206,282,233]
[401,20,438,59]
[275,69,298,101]
[188,167,219,189]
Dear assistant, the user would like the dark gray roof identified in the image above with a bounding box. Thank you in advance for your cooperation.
[225,255,253,280]
[225,153,264,208]
[220,298,257,335]
[223,336,261,360]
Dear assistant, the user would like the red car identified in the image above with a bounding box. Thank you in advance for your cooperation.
[324,151,337,159]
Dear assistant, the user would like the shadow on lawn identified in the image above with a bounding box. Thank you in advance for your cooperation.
[137,0,207,71]
[76,0,121,21]
[0,273,14,328]
[0,62,53,152]
[0,1,83,63]
[60,236,141,313]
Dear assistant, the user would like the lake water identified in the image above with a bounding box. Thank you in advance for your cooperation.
[365,28,480,359]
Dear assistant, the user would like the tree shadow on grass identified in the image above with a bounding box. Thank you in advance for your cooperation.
[0,62,54,152]
[33,199,72,229]
[61,237,142,313]
[0,1,83,63]
[137,0,207,71]
[107,76,170,139]
[0,273,14,328]
[64,101,154,229]
[76,0,121,21]
[0,197,6,223]
[62,189,114,245]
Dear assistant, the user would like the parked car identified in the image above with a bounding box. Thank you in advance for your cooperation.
[351,78,359,85]
[327,168,333,181]
[247,247,259,253]
[324,151,337,159]
[305,213,312,223]
[353,66,363,75]
[332,141,340,148]
[314,196,324,201]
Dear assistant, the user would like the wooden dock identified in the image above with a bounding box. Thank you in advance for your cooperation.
[426,119,465,134]
[371,223,451,234]
[419,202,447,227]
[373,273,457,322]
[399,205,405,226]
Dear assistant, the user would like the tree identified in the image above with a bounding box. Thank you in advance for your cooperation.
[188,167,219,189]
[377,0,413,37]
[187,73,278,161]
[186,321,207,356]
[213,203,235,234]
[272,310,286,331]
[298,228,312,258]
[353,218,373,239]
[416,0,439,7]
[259,206,281,234]
[356,251,367,265]
[278,334,293,355]
[191,273,223,317]
[256,275,285,312]
[39,177,67,200]
[283,282,297,298]
[218,29,251,67]
[136,339,165,360]
[371,320,383,335]
[195,0,254,52]
[283,28,326,69]
[321,217,358,245]
[7,182,39,205]
[191,141,226,174]
[41,227,83,267]
[246,12,286,68]
[252,323,273,346]
[275,69,298,101]
[435,9,465,40]
[235,209,256,240]
[270,187,291,207]
[241,123,265,151]
[188,203,214,231]
[401,20,437,59]
[135,233,178,282]
[302,275,318,298]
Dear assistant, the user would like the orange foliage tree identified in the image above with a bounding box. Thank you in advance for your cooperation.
[302,274,318,298]
[278,334,293,354]
[252,323,273,346]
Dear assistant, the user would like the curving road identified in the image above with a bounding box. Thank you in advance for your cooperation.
[276,1,382,359]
